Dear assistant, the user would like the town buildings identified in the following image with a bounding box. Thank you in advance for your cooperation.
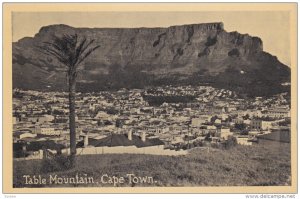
[12,86,291,159]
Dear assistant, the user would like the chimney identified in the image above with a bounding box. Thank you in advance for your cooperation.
[141,131,146,142]
[128,129,132,141]
[84,133,89,147]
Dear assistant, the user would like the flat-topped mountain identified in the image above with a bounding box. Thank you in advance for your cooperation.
[13,22,290,96]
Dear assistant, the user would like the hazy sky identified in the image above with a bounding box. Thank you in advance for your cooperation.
[12,11,291,66]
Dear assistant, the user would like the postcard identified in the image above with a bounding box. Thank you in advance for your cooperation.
[2,2,297,193]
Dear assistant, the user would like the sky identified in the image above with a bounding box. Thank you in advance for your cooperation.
[12,11,291,66]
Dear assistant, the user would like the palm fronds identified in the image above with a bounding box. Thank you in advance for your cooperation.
[39,34,100,76]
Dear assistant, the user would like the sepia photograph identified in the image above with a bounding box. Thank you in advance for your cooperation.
[2,2,297,194]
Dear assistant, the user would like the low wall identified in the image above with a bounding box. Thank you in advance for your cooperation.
[236,138,253,146]
[15,146,188,160]
[66,145,188,156]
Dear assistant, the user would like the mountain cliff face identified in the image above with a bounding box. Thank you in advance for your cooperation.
[13,22,290,96]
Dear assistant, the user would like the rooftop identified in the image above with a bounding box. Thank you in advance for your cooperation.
[77,134,164,148]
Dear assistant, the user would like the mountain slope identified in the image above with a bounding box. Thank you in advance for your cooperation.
[12,22,290,96]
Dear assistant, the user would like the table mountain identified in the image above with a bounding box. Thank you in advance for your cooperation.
[13,22,290,96]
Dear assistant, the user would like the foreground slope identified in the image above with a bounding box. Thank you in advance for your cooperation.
[14,143,291,187]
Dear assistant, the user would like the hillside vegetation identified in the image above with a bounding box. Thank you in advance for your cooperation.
[13,142,291,187]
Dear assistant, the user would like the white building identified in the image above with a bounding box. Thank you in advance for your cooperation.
[250,119,274,130]
[217,128,233,140]
[35,126,60,136]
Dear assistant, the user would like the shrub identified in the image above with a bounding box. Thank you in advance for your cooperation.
[224,136,237,149]
[40,155,74,173]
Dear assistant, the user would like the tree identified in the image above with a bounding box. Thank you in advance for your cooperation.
[40,34,100,165]
[210,115,218,123]
[224,136,237,149]
[242,114,250,120]
[234,123,247,131]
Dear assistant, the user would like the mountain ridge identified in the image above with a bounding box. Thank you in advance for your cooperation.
[12,22,290,96]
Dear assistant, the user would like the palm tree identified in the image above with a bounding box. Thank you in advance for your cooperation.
[40,34,100,165]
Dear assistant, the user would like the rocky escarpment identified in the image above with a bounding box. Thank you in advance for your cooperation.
[13,22,290,96]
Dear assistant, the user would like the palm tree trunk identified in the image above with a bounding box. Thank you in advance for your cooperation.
[69,75,77,164]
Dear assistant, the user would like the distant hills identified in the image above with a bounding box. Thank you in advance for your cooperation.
[13,22,290,96]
